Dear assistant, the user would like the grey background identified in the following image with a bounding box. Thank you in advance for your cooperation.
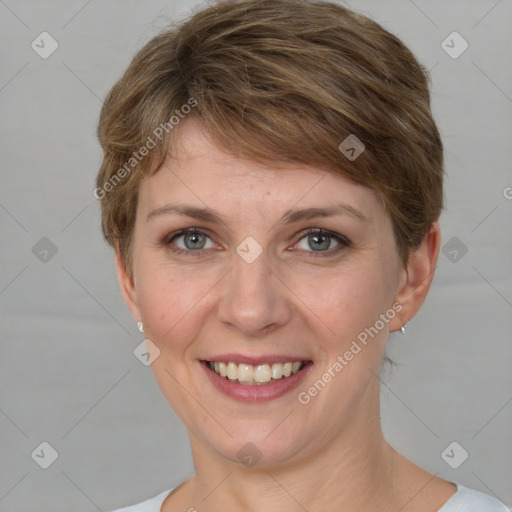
[1,0,511,510]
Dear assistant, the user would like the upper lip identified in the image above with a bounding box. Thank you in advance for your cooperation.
[202,354,312,365]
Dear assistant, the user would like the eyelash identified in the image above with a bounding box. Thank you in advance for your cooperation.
[162,228,351,258]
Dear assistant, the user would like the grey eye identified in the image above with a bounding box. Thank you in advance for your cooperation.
[185,232,206,249]
[174,231,214,251]
[296,232,340,252]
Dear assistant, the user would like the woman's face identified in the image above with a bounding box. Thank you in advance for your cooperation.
[120,118,410,467]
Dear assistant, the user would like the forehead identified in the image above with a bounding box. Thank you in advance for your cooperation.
[139,117,383,219]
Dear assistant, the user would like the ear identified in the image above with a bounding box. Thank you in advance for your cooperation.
[389,222,441,332]
[114,246,141,324]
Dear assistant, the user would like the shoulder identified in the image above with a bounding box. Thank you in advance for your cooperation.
[110,484,511,512]
[439,485,511,512]
[110,488,173,512]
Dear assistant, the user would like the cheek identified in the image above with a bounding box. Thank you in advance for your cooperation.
[134,261,216,354]
[296,262,393,347]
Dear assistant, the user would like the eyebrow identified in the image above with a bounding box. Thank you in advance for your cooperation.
[146,202,371,224]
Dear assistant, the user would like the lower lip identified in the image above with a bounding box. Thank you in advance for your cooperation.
[201,361,313,402]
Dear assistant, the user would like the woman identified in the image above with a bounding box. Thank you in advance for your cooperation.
[96,0,510,510]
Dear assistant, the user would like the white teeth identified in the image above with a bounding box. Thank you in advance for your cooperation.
[227,362,238,380]
[238,364,254,383]
[208,360,306,385]
[254,364,272,383]
[271,363,284,379]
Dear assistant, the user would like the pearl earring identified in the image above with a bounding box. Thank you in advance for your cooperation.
[400,323,407,334]
[137,322,144,333]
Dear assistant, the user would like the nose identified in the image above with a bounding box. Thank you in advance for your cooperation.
[217,251,293,337]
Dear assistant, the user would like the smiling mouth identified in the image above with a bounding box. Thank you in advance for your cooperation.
[205,360,309,385]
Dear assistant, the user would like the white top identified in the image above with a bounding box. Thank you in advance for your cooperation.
[111,484,511,512]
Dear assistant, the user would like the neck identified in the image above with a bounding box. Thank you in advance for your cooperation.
[186,380,402,512]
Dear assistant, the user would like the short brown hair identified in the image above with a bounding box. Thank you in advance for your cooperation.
[96,0,444,275]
